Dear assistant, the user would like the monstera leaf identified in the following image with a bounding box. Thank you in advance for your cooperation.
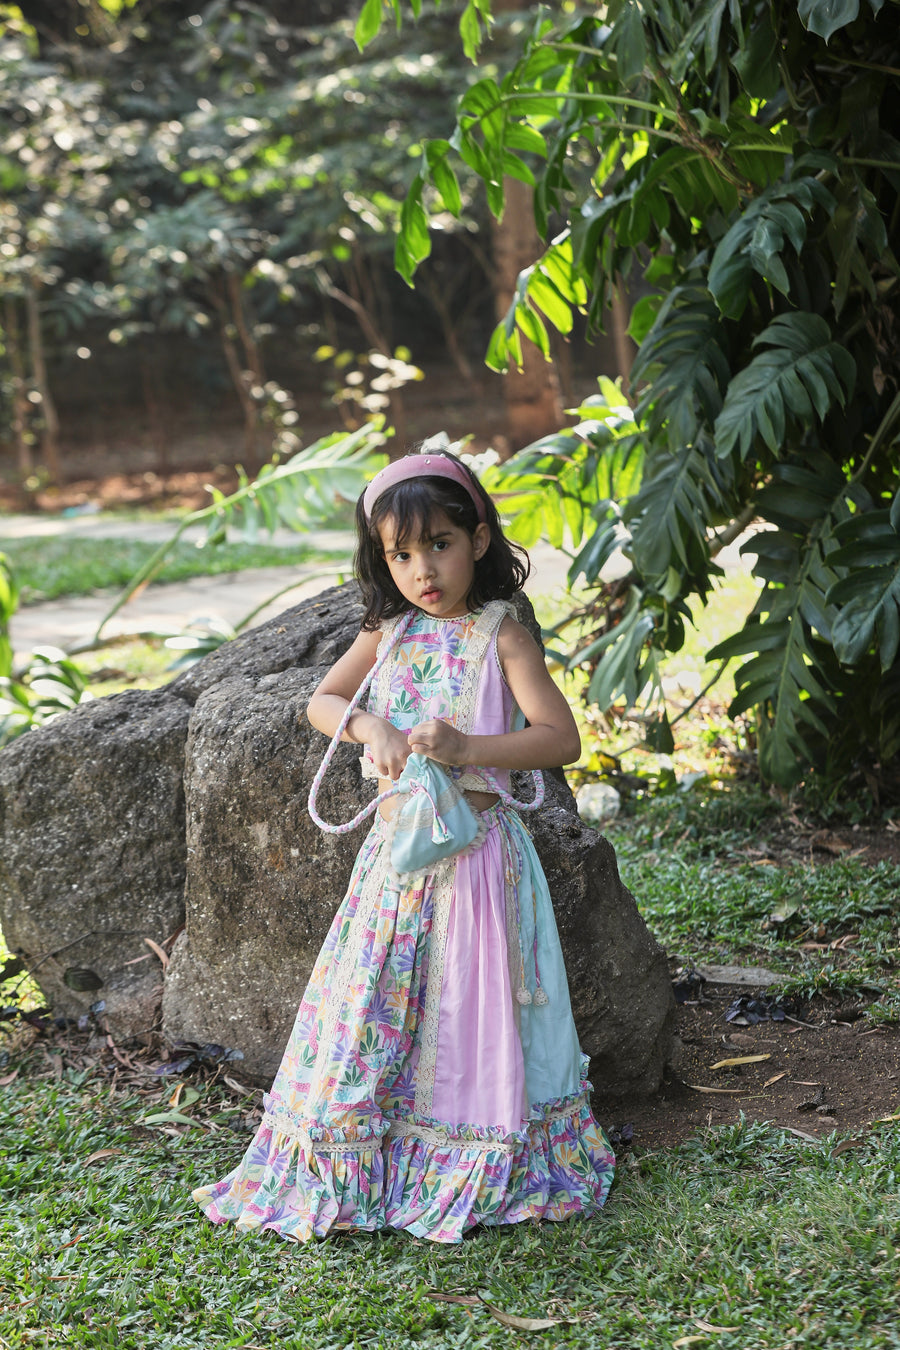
[828,490,900,670]
[714,314,856,460]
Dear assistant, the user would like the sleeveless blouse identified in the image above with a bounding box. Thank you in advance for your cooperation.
[360,600,520,793]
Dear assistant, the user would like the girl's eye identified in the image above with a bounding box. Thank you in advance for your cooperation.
[433,540,448,551]
[392,552,409,563]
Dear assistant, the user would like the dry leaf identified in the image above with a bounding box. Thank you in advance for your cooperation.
[0,1069,19,1087]
[84,1148,124,1166]
[831,1139,863,1161]
[785,1127,818,1142]
[685,1084,744,1095]
[673,1337,708,1348]
[789,1080,822,1087]
[144,937,170,969]
[426,1291,480,1307]
[479,1300,563,1331]
[874,1113,900,1123]
[695,1319,739,1333]
[763,1072,788,1088]
[224,1074,255,1096]
[710,1054,771,1070]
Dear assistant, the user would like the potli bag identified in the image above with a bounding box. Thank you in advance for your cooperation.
[307,608,545,877]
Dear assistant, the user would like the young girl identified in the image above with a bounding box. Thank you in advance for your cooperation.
[193,444,615,1243]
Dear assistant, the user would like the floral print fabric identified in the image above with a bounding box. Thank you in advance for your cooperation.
[192,606,615,1243]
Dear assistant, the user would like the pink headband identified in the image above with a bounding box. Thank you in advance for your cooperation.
[362,453,487,524]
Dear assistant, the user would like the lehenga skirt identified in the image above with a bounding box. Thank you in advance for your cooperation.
[192,804,615,1243]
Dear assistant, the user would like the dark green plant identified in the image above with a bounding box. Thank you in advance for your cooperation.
[361,0,900,794]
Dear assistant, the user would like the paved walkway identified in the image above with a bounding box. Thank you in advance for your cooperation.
[1,509,755,663]
[0,512,581,661]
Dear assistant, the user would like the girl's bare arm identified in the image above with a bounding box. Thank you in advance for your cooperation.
[306,629,410,779]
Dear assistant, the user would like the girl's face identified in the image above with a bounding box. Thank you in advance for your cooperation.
[378,510,490,618]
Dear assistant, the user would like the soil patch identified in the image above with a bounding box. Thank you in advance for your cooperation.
[0,467,241,516]
[594,981,900,1150]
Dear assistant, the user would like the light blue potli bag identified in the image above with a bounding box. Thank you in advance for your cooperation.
[307,609,544,878]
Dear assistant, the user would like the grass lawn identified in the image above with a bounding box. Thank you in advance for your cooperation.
[0,535,344,606]
[3,541,900,1346]
[2,783,900,1348]
[2,1029,898,1348]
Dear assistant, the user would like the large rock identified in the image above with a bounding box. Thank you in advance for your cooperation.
[1,579,675,1093]
[0,688,189,1037]
[162,665,373,1083]
[0,583,364,1038]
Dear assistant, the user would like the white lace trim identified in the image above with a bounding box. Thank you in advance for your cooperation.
[414,863,455,1116]
[262,1095,589,1158]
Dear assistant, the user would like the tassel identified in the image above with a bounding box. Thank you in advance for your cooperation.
[533,986,549,1006]
[516,987,532,1006]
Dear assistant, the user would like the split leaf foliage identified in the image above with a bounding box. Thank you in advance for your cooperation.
[361,0,900,793]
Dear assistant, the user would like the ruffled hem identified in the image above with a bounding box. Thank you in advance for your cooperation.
[192,1090,615,1245]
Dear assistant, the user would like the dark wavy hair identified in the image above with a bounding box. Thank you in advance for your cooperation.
[354,451,530,630]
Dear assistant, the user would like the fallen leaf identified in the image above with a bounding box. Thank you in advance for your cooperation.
[697,963,787,986]
[763,1072,788,1088]
[144,937,170,969]
[0,1069,19,1087]
[426,1291,480,1307]
[695,1319,739,1333]
[84,1148,124,1166]
[785,1127,818,1142]
[789,1080,822,1087]
[479,1299,563,1331]
[874,1113,900,1123]
[224,1074,255,1096]
[831,1137,866,1158]
[685,1085,744,1095]
[710,1054,771,1070]
[673,1337,708,1348]
[141,1110,205,1129]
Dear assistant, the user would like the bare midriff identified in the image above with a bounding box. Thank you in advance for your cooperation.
[377,778,499,822]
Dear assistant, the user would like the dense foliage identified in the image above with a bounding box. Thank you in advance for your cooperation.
[0,0,493,475]
[366,0,900,795]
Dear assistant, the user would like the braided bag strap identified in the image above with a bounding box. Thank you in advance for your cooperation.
[479,767,545,812]
[307,610,416,834]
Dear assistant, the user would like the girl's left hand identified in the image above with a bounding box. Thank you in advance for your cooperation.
[407,719,467,766]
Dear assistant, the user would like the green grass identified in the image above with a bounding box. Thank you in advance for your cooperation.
[2,1081,899,1349]
[0,536,348,605]
[606,788,900,1013]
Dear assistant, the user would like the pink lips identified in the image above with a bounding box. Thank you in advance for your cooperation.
[421,589,441,603]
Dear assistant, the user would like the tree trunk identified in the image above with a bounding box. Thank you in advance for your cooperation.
[4,298,34,484]
[490,177,564,452]
[209,276,259,471]
[611,284,635,390]
[25,276,62,485]
[226,271,265,387]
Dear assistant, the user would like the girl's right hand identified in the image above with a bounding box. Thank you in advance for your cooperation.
[368,719,411,781]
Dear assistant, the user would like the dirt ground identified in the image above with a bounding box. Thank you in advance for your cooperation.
[594,984,900,1150]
